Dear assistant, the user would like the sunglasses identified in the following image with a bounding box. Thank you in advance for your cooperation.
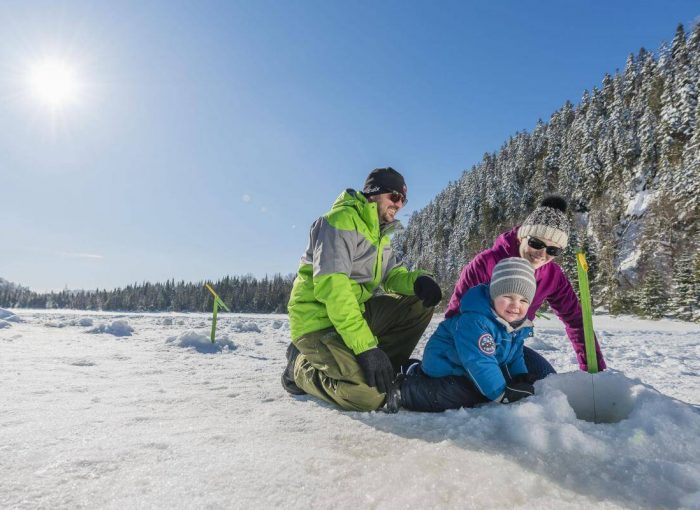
[527,236,563,257]
[385,189,407,205]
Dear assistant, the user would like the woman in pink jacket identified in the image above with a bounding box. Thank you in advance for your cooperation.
[445,195,606,378]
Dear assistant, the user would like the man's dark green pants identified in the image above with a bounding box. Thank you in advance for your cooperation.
[292,294,434,411]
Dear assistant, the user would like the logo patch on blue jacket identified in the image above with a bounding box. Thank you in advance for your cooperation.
[478,334,496,355]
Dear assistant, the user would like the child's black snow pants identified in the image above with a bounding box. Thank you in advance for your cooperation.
[400,347,555,412]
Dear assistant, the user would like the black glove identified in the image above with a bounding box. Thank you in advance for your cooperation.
[499,381,535,404]
[413,275,442,307]
[356,348,394,394]
[512,372,538,385]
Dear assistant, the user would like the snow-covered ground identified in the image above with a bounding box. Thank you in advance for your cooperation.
[1,308,699,509]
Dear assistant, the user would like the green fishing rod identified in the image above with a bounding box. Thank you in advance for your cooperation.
[576,251,598,374]
[205,283,231,343]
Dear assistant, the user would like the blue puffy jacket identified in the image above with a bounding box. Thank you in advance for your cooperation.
[422,284,534,401]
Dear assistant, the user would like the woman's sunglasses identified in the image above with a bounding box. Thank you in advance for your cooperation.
[527,236,563,257]
[385,189,407,205]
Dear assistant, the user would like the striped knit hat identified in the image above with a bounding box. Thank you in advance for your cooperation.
[489,257,537,303]
[518,195,570,248]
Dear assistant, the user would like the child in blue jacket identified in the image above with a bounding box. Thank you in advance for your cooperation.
[386,257,539,413]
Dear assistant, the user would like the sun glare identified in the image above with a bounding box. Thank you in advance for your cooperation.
[28,58,81,108]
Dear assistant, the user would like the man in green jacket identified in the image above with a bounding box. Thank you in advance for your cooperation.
[283,167,442,411]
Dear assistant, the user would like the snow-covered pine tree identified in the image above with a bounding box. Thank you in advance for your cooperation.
[638,268,669,319]
[670,251,697,321]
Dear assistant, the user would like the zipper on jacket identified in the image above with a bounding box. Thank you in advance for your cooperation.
[373,234,385,288]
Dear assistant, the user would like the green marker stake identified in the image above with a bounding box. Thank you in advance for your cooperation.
[205,283,231,343]
[576,252,598,374]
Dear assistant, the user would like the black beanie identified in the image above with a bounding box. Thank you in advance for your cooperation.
[362,167,407,198]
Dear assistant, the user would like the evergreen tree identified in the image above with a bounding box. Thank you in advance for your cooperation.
[671,252,697,320]
[637,269,669,319]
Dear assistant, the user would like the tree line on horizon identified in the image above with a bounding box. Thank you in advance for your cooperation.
[0,274,295,313]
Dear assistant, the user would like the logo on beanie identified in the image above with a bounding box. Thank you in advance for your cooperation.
[478,334,496,355]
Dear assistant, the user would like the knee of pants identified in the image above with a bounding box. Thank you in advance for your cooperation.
[336,385,386,412]
[406,295,436,318]
[295,355,386,412]
[523,347,557,379]
[401,373,486,412]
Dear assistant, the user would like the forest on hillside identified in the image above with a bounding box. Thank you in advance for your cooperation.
[394,23,700,322]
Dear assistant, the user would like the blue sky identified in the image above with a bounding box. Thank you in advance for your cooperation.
[1,1,698,291]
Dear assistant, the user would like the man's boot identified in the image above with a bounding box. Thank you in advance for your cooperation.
[281,343,306,395]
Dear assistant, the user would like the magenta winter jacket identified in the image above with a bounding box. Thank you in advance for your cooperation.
[445,227,606,371]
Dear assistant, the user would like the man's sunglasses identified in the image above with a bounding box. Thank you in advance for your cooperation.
[385,189,407,205]
[527,236,563,257]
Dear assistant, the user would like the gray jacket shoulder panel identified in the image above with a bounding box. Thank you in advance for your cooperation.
[301,217,378,281]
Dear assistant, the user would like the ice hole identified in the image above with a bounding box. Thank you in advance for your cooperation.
[544,371,636,424]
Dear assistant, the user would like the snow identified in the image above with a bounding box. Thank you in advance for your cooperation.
[624,189,653,217]
[231,321,262,333]
[166,330,237,353]
[615,190,656,282]
[87,320,134,337]
[616,219,643,279]
[618,245,641,273]
[0,307,20,322]
[1,309,699,509]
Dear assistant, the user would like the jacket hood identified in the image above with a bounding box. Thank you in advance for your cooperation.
[459,284,496,316]
[492,227,523,257]
[330,189,401,235]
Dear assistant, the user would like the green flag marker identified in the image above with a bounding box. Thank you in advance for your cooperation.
[576,252,598,374]
[205,283,231,343]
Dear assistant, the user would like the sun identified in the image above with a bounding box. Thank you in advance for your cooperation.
[28,58,81,108]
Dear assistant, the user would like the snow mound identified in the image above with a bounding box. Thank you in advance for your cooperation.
[45,317,93,328]
[526,338,557,351]
[166,330,236,353]
[0,307,15,319]
[365,371,700,508]
[88,320,134,337]
[0,319,11,329]
[0,308,20,322]
[0,308,22,322]
[231,321,261,333]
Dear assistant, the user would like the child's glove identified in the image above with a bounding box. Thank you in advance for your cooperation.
[512,372,539,385]
[500,381,535,404]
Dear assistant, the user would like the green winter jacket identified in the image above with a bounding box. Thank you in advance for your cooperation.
[287,189,426,355]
